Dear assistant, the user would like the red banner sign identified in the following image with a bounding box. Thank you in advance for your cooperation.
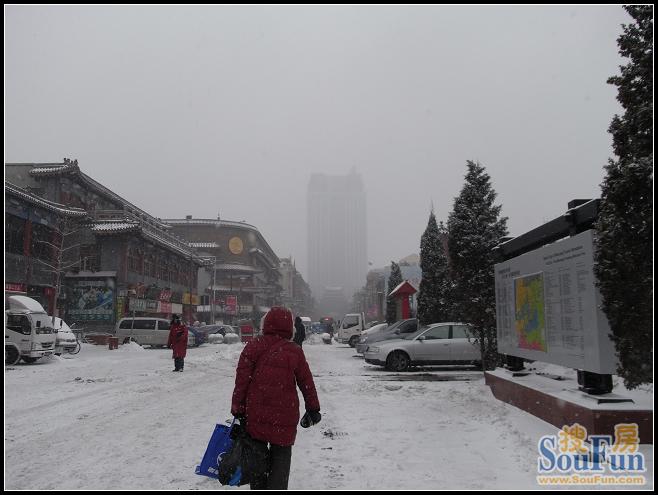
[225,295,237,315]
[5,283,27,292]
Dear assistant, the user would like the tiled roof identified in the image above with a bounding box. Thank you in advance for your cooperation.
[29,159,80,176]
[91,221,141,233]
[27,159,171,230]
[5,182,88,217]
[164,218,258,231]
[163,218,279,264]
[214,263,263,273]
[189,242,220,249]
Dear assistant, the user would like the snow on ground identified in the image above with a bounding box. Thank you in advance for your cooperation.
[4,340,653,490]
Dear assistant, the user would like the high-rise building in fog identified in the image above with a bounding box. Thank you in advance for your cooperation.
[307,171,367,305]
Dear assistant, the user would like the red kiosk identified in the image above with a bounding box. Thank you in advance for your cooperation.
[388,281,417,320]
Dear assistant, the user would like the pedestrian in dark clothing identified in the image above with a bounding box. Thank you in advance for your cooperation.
[167,314,188,372]
[231,307,321,490]
[293,316,306,347]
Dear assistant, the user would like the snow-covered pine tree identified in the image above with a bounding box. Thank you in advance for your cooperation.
[594,5,653,389]
[385,261,403,324]
[448,161,508,370]
[417,211,452,325]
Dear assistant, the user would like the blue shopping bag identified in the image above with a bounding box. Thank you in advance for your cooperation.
[195,420,240,484]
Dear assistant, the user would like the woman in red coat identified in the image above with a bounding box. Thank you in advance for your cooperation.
[231,307,321,490]
[167,314,188,372]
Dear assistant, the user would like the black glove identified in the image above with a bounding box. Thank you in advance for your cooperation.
[300,410,321,428]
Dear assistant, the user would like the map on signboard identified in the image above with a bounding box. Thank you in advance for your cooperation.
[514,272,547,352]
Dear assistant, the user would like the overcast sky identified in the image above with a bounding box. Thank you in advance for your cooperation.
[5,5,629,279]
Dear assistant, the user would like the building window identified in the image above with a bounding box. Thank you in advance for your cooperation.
[31,222,56,262]
[80,245,100,272]
[159,261,169,282]
[128,248,142,274]
[144,254,155,278]
[6,214,25,255]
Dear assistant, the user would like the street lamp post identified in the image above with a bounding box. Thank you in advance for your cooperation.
[210,256,217,324]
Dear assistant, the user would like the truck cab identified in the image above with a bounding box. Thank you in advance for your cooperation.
[336,312,366,347]
[5,295,56,364]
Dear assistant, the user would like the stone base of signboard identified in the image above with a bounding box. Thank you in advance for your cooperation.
[485,369,653,444]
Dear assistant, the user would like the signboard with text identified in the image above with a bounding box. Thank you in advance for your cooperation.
[494,230,617,374]
[225,295,237,315]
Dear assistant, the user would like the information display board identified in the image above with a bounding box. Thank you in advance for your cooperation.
[494,229,617,374]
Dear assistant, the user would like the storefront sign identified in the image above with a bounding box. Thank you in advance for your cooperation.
[225,295,237,315]
[5,282,27,293]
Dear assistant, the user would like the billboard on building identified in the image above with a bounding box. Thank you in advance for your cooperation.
[494,229,617,374]
[68,279,115,322]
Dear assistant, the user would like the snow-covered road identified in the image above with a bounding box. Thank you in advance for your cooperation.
[4,338,652,490]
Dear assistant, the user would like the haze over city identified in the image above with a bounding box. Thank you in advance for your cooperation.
[5,5,629,278]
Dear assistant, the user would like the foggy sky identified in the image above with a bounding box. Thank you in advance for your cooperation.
[5,5,630,279]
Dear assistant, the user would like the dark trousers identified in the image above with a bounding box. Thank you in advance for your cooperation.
[174,357,184,370]
[249,440,292,490]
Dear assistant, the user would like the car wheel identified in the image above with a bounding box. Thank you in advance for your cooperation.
[386,351,410,372]
[5,345,20,365]
[348,336,359,348]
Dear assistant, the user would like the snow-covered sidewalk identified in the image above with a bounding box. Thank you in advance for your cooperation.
[4,340,653,490]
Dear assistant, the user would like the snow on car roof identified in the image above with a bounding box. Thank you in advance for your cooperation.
[8,296,47,314]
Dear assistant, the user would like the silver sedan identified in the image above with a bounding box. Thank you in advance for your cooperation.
[363,323,481,371]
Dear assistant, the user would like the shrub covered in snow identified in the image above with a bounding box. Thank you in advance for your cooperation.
[223,333,241,344]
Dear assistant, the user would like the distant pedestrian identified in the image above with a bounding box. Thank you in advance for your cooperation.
[293,316,306,347]
[231,307,321,489]
[167,314,188,372]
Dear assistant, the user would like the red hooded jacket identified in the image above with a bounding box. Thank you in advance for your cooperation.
[167,322,188,359]
[231,307,320,447]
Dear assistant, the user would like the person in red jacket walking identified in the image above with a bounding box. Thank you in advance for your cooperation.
[231,306,321,490]
[167,314,188,372]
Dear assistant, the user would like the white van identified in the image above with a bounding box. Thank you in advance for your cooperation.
[115,317,195,348]
[5,295,56,364]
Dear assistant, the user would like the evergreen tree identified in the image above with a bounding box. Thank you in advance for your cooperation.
[448,161,508,370]
[594,5,653,389]
[385,261,403,324]
[417,212,452,325]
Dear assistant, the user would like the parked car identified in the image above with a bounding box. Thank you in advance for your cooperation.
[205,324,236,337]
[363,322,480,371]
[115,317,195,348]
[356,318,418,355]
[355,323,390,354]
[310,322,324,334]
[186,326,206,347]
[52,317,80,355]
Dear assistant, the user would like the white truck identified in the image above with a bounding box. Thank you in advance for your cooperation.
[336,312,367,348]
[5,295,57,365]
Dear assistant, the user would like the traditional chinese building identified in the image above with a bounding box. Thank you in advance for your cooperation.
[5,181,88,314]
[5,160,206,329]
[163,216,282,324]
